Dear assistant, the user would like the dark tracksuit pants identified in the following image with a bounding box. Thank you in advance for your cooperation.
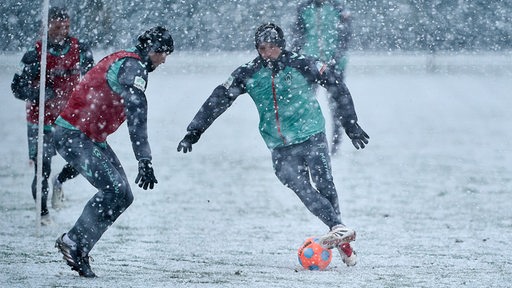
[54,125,134,255]
[271,132,342,229]
[28,124,55,216]
[28,124,79,216]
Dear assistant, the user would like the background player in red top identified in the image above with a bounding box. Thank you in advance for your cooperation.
[11,7,94,224]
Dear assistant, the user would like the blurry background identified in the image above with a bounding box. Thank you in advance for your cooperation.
[1,0,511,52]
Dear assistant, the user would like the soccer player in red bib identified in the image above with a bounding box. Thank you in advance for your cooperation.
[53,26,173,277]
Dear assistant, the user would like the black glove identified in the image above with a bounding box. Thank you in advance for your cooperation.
[177,131,201,153]
[135,159,157,190]
[11,73,55,103]
[344,122,369,149]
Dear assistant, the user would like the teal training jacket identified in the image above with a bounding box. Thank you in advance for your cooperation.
[186,50,358,150]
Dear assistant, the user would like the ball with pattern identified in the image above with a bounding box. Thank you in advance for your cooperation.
[297,237,332,270]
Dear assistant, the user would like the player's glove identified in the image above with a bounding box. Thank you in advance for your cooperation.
[135,159,158,190]
[344,122,369,149]
[177,131,201,153]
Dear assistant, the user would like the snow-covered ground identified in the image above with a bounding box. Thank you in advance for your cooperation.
[1,51,511,287]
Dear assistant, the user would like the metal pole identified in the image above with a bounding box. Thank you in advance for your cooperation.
[36,0,50,235]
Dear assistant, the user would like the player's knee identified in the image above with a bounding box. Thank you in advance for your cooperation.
[124,189,134,207]
[275,172,296,187]
[117,180,134,207]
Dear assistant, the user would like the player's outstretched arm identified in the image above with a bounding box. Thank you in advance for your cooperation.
[177,131,201,153]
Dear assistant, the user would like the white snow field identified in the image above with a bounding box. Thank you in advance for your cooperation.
[1,51,511,287]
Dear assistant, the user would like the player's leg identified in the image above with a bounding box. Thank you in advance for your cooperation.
[52,163,80,208]
[30,155,51,223]
[303,133,355,244]
[57,163,80,182]
[54,127,133,276]
[56,129,133,253]
[49,125,79,208]
[271,138,341,228]
[305,132,341,220]
[305,133,357,265]
[29,126,55,224]
[27,124,45,214]
[68,144,132,251]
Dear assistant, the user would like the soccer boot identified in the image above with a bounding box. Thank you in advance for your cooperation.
[55,233,96,277]
[40,213,53,226]
[318,224,356,249]
[338,242,357,266]
[51,176,64,209]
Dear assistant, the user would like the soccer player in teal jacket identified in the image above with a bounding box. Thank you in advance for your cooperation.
[178,23,368,266]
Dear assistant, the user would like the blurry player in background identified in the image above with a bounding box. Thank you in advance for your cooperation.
[11,7,94,224]
[293,0,353,155]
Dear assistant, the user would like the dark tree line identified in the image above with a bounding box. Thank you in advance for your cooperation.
[1,0,511,52]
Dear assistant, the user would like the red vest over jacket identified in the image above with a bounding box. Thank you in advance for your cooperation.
[60,51,141,142]
[26,37,81,125]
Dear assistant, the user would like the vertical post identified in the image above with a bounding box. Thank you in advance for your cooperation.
[36,0,50,235]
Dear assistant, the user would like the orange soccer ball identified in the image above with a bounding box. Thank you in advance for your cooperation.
[297,237,332,270]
